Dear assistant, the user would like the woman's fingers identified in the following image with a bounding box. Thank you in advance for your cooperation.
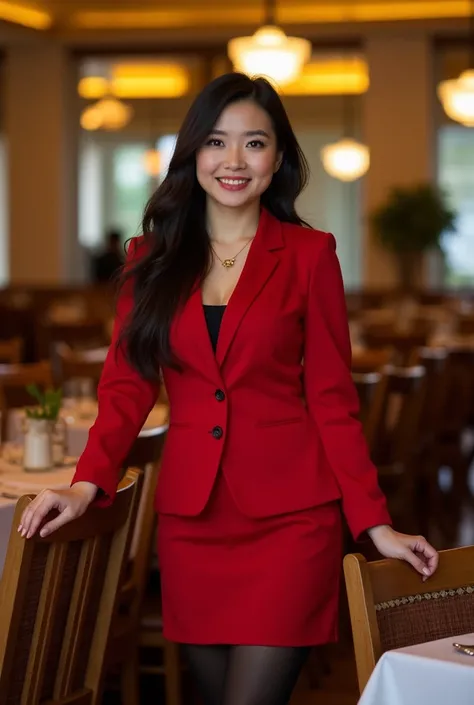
[39,506,74,537]
[401,546,431,577]
[19,490,61,539]
[405,535,439,580]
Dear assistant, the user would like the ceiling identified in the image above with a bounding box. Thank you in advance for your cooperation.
[0,0,471,33]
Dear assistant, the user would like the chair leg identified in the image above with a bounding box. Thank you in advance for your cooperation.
[121,649,141,705]
[163,639,182,705]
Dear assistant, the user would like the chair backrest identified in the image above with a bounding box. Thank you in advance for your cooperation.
[352,371,382,436]
[36,320,108,360]
[351,348,393,374]
[0,470,140,705]
[344,548,474,693]
[414,346,449,441]
[120,427,167,617]
[439,346,474,437]
[0,337,23,364]
[362,329,429,365]
[365,365,426,467]
[53,343,105,392]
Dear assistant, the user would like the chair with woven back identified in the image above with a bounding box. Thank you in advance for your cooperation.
[343,546,474,694]
[0,337,23,364]
[104,424,182,705]
[0,468,140,705]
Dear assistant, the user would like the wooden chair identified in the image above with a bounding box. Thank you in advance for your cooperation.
[352,371,382,436]
[0,337,23,364]
[343,547,474,693]
[53,343,105,393]
[432,345,474,539]
[351,348,393,374]
[36,319,109,361]
[411,347,450,539]
[0,469,140,705]
[105,426,182,705]
[362,329,429,366]
[133,430,183,705]
[365,365,427,534]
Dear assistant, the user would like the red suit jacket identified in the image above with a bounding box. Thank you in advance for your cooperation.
[73,207,391,540]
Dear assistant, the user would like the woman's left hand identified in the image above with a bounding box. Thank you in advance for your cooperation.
[367,525,439,581]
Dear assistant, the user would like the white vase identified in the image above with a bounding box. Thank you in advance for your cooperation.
[23,418,53,472]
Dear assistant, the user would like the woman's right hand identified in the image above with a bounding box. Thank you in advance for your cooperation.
[18,481,98,539]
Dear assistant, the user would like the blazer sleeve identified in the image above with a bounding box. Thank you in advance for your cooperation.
[71,239,160,504]
[303,232,391,540]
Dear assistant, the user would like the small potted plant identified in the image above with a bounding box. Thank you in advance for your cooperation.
[370,183,457,292]
[23,384,63,471]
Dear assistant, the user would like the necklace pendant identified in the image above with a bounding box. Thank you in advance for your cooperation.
[222,258,235,268]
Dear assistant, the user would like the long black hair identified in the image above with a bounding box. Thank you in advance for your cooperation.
[119,72,310,380]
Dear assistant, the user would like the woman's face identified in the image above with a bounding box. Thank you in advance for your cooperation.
[196,99,281,210]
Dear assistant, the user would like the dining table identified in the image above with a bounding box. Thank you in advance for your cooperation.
[0,402,169,578]
[358,633,474,705]
[7,401,169,457]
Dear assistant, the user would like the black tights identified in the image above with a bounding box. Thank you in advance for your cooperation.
[183,644,310,705]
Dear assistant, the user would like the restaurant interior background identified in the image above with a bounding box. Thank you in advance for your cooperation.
[1,2,474,705]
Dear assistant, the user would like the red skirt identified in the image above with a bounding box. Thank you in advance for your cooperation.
[157,470,343,646]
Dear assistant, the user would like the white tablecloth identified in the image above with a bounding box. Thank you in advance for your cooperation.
[7,403,169,457]
[359,633,474,705]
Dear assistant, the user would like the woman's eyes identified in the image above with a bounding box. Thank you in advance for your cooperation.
[205,138,266,149]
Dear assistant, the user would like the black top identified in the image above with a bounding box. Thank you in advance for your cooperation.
[203,305,226,352]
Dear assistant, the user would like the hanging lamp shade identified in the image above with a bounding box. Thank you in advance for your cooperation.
[80,95,133,132]
[228,25,311,86]
[80,104,103,131]
[438,69,474,127]
[321,138,370,182]
[95,96,133,131]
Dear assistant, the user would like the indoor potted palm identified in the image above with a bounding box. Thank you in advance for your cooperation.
[370,183,456,292]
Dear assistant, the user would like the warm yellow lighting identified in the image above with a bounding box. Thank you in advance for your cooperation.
[438,69,474,127]
[80,97,133,132]
[321,138,370,181]
[228,25,311,86]
[80,105,103,131]
[96,97,133,131]
[0,0,51,29]
[71,2,470,30]
[282,57,369,96]
[78,64,190,100]
[144,150,161,176]
[78,76,109,100]
[283,1,471,24]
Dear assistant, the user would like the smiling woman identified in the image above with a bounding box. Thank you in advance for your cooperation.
[196,102,281,209]
[20,71,438,705]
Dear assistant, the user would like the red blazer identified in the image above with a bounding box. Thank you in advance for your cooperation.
[73,207,390,540]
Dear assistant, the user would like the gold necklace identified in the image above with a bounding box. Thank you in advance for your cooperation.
[211,238,253,268]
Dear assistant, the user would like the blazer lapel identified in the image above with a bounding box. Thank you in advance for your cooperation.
[215,208,284,368]
[172,286,223,383]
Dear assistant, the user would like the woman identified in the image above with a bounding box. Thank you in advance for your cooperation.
[20,73,438,705]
